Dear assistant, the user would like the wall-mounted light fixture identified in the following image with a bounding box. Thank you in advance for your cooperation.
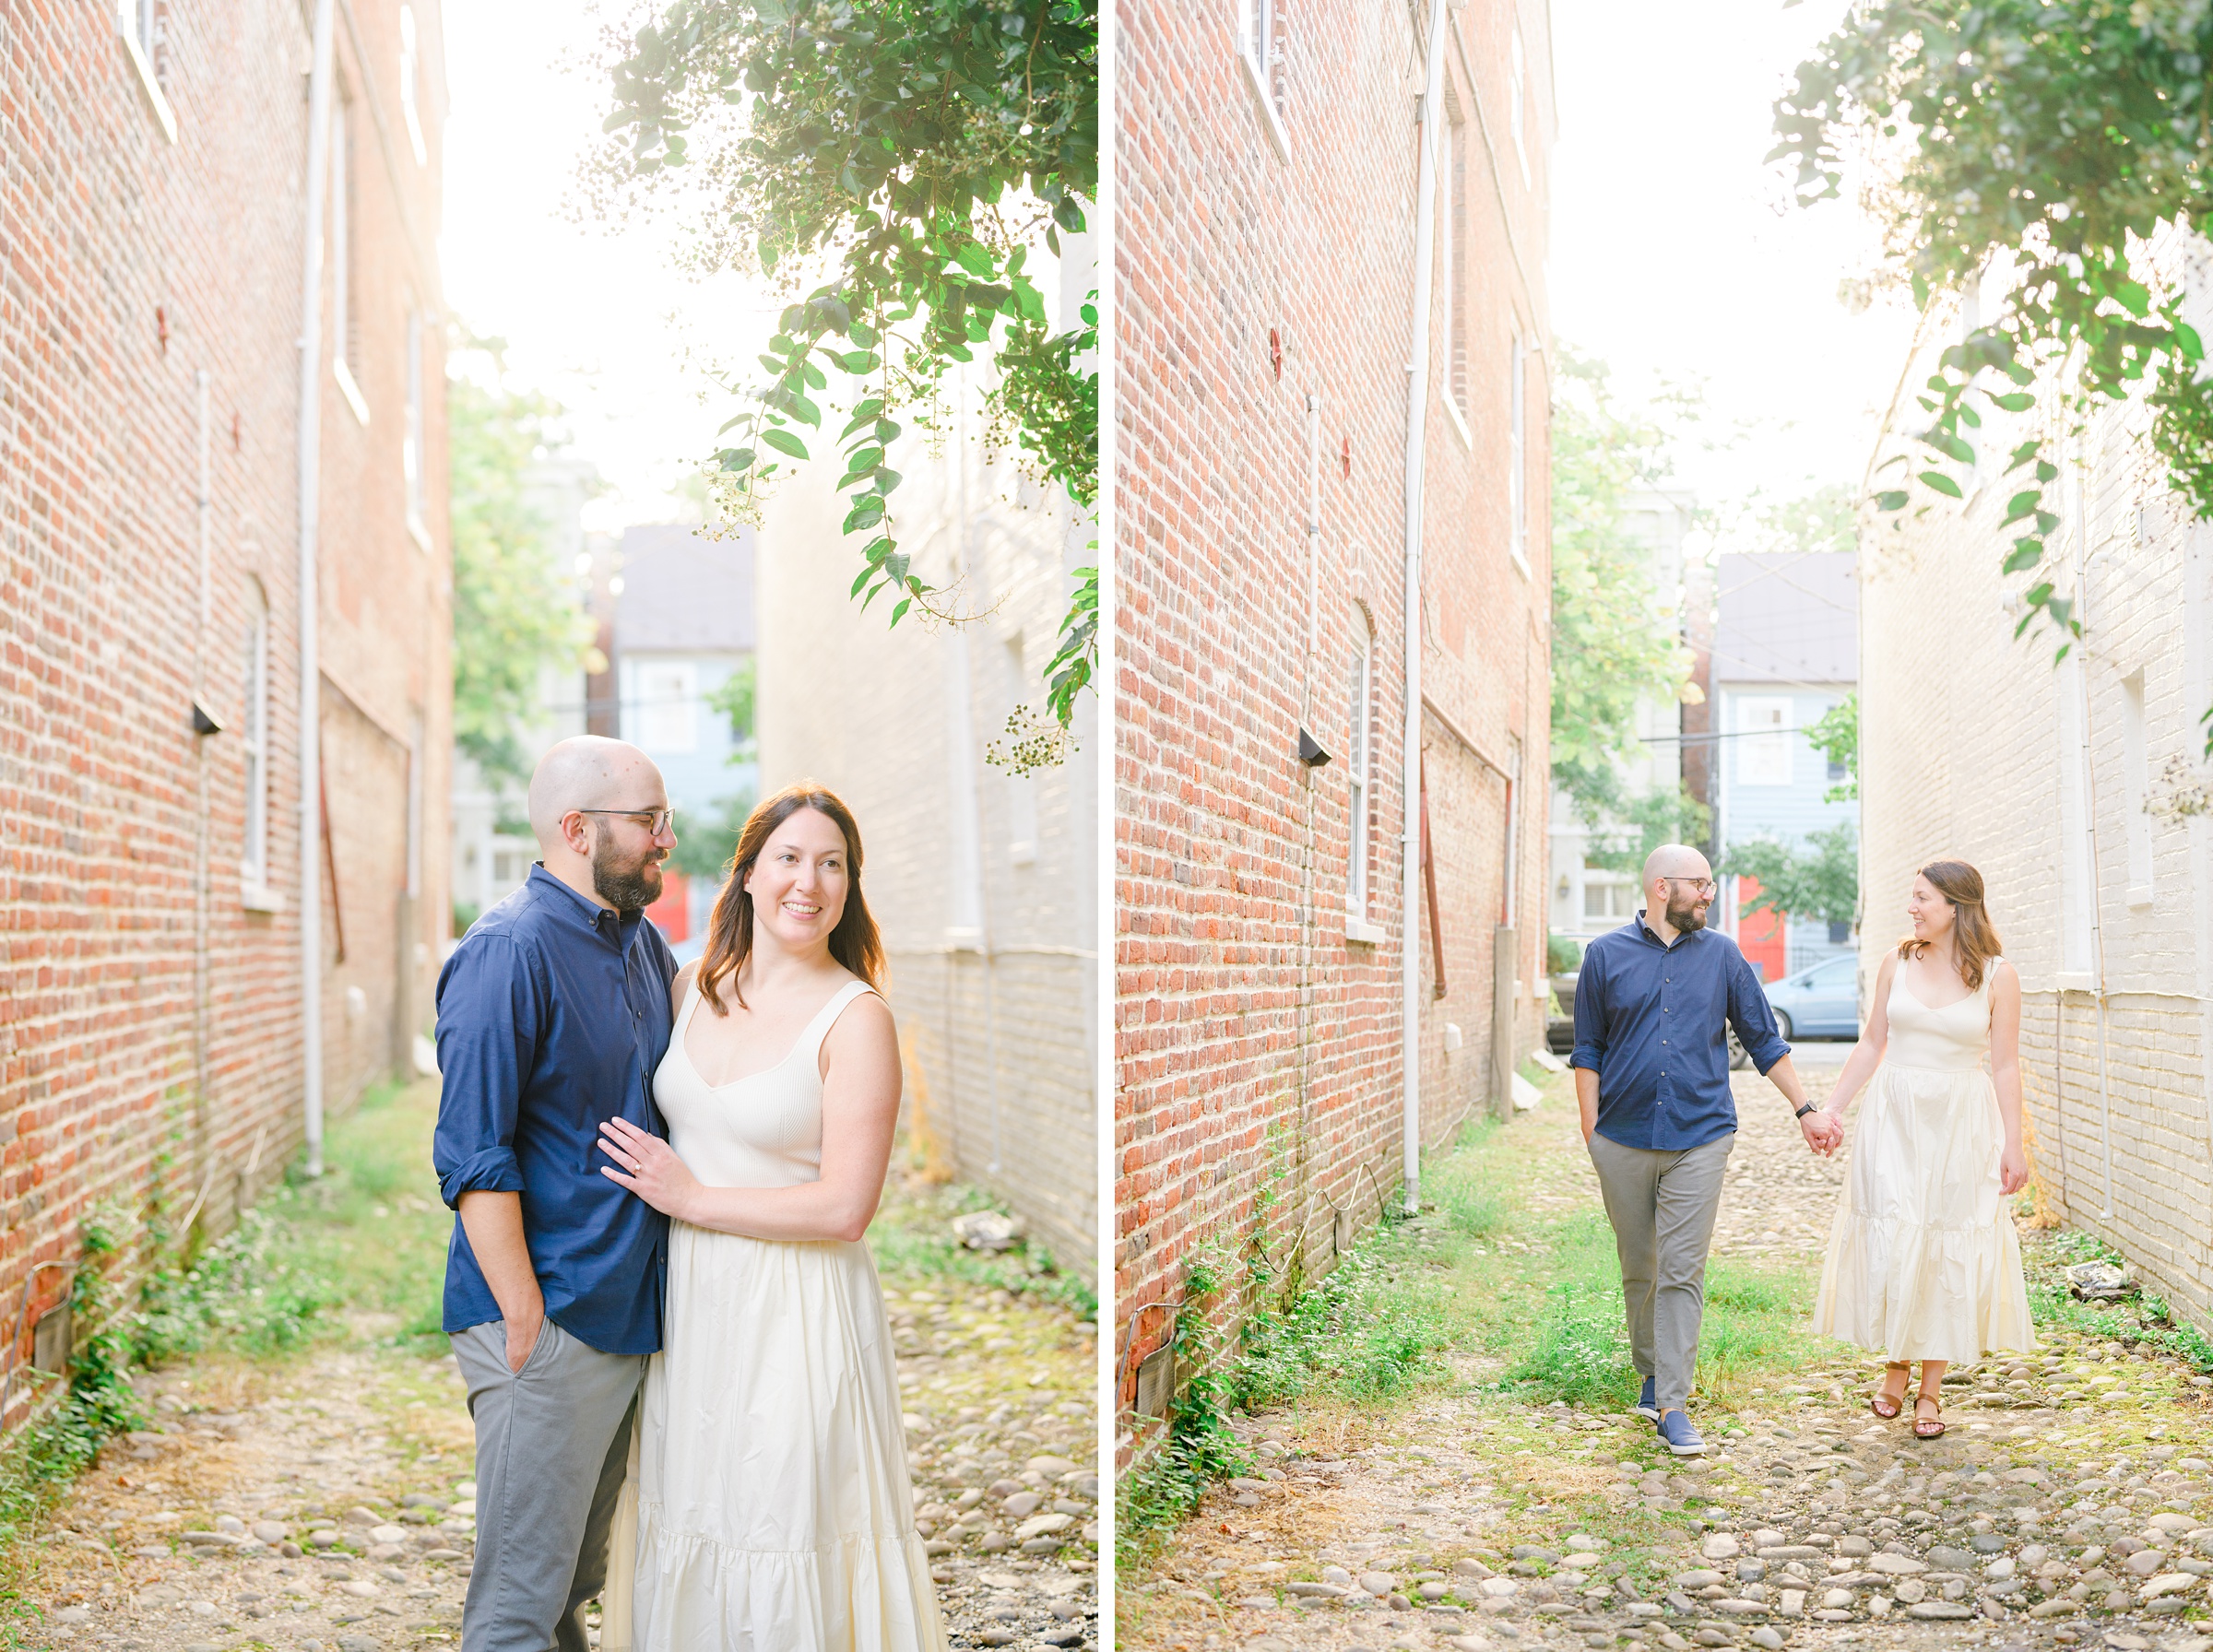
[1297,727,1331,768]
[191,701,224,736]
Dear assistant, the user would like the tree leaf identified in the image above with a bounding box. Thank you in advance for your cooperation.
[1919,469,1964,499]
[762,427,810,460]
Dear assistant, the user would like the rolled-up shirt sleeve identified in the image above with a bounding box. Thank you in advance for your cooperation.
[1725,948,1792,1075]
[1569,951,1608,1073]
[432,935,539,1209]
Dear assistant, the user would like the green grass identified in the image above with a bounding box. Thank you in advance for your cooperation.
[0,1078,451,1628]
[1120,1071,1827,1570]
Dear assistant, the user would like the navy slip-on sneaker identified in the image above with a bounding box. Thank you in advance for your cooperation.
[1656,1409,1705,1457]
[1634,1376,1660,1421]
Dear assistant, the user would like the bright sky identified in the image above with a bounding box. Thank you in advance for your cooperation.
[442,0,775,531]
[1549,0,1924,525]
[445,2,1923,535]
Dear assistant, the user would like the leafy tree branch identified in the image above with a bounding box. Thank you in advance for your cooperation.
[449,342,597,785]
[1722,822,1860,933]
[1773,0,2213,753]
[589,0,1097,726]
[1549,348,1698,820]
[1806,690,1858,804]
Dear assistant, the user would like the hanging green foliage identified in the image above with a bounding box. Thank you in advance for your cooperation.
[591,0,1097,725]
[1772,0,2213,752]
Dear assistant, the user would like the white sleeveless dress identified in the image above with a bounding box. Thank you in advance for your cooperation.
[1812,960,2034,1363]
[600,978,947,1651]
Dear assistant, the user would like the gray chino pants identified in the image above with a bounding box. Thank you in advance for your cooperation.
[1587,1130,1734,1413]
[451,1319,645,1652]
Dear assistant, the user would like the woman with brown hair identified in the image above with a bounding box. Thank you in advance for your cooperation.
[593,783,946,1650]
[1809,858,2034,1440]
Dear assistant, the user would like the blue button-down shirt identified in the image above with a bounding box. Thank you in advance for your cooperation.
[1569,910,1791,1151]
[432,865,676,1355]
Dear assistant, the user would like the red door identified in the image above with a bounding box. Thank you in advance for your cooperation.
[646,869,690,943]
[1734,874,1787,983]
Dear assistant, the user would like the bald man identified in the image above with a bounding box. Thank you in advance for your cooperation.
[1570,844,1836,1457]
[432,738,680,1652]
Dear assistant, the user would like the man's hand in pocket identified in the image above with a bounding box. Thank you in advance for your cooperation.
[505,1306,547,1375]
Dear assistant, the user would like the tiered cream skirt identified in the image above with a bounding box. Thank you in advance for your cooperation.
[1812,1062,2035,1363]
[600,1224,947,1650]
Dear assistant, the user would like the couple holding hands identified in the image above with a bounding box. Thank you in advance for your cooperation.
[1572,846,2035,1455]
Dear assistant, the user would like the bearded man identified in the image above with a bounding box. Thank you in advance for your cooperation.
[1570,843,1839,1457]
[432,737,680,1652]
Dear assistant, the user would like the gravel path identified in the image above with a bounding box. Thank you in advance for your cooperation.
[1123,1057,2213,1652]
[17,1251,1097,1652]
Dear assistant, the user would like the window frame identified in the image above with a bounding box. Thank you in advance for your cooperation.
[1442,95,1472,444]
[118,0,177,143]
[1735,695,1794,787]
[404,308,431,549]
[1508,336,1530,578]
[399,5,429,166]
[1509,25,1530,187]
[1581,878,1637,922]
[633,659,700,754]
[1237,0,1289,161]
[330,103,369,424]
[2122,667,2152,905]
[242,595,271,894]
[1347,620,1374,920]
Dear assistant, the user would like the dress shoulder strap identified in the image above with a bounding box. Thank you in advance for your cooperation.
[799,977,879,1068]
[673,973,705,1034]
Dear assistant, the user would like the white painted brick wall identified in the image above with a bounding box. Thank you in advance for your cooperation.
[1864,273,2213,1323]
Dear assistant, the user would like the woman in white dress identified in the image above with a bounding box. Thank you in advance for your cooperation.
[594,783,947,1650]
[1809,857,2034,1440]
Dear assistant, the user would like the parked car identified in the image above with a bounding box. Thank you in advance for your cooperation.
[1764,954,1863,1040]
[1730,953,1862,1068]
[1546,972,1578,1056]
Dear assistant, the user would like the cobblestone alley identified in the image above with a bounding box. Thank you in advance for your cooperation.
[6,1086,1098,1652]
[1123,1049,2213,1652]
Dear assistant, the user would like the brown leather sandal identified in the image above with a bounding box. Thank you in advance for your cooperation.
[1871,1363,1910,1419]
[1913,1390,1946,1439]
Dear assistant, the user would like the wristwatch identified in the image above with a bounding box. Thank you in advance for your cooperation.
[1793,1103,1817,1119]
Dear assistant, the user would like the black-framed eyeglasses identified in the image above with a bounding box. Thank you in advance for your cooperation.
[575,807,677,836]
[1663,877,1717,895]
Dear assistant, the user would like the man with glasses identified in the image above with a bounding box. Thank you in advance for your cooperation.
[432,736,681,1652]
[1570,842,1835,1457]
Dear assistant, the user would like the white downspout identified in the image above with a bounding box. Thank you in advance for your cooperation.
[1401,0,1448,1217]
[298,0,337,1178]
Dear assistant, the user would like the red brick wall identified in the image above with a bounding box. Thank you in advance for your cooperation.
[1115,0,1553,1444]
[0,0,450,1425]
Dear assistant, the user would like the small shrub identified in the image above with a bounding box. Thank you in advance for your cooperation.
[132,1207,340,1364]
